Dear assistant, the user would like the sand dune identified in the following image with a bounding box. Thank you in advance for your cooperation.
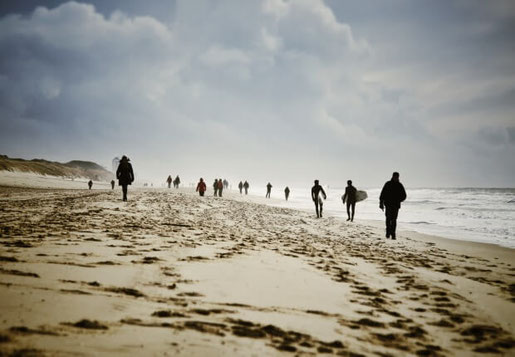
[0,185,513,356]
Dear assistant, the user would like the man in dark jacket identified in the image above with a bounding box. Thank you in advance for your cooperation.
[116,155,134,202]
[379,172,407,240]
[243,181,249,195]
[342,180,357,222]
[238,181,243,194]
[111,179,115,189]
[266,182,272,198]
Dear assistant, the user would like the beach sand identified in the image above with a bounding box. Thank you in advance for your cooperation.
[0,182,514,356]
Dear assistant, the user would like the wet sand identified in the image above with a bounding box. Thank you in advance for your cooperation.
[0,185,514,356]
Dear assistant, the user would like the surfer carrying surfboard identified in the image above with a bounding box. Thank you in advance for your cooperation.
[342,180,357,222]
[311,180,327,218]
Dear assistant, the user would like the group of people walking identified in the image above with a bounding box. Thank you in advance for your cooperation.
[112,155,407,240]
[238,181,250,195]
[166,175,181,189]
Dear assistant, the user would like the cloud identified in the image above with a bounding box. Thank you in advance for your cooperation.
[0,0,513,187]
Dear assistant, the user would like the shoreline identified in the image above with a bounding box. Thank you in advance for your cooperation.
[0,168,513,253]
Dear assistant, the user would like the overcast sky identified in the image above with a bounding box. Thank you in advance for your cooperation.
[0,0,514,188]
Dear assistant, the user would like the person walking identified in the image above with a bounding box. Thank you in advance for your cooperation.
[342,180,357,222]
[196,178,207,197]
[243,181,249,195]
[173,175,181,188]
[379,172,407,240]
[213,179,219,196]
[238,181,243,194]
[284,186,290,201]
[311,180,327,218]
[266,182,272,198]
[217,178,224,197]
[111,179,115,189]
[116,155,134,202]
[88,180,93,190]
[166,175,172,188]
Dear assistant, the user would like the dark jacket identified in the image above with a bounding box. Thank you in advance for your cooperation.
[380,180,407,208]
[116,161,134,186]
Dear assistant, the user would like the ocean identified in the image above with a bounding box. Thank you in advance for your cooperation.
[261,187,515,249]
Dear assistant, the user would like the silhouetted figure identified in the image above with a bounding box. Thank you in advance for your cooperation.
[238,181,243,194]
[173,175,181,188]
[110,180,115,189]
[213,179,219,196]
[342,180,357,222]
[284,187,290,201]
[217,178,224,197]
[379,172,407,240]
[196,178,207,197]
[311,180,327,218]
[266,183,272,198]
[116,155,134,202]
[166,175,172,189]
[243,181,249,195]
[223,179,229,189]
[88,180,93,190]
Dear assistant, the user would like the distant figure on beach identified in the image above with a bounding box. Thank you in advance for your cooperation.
[223,179,229,190]
[379,172,407,240]
[217,178,224,197]
[238,181,243,194]
[110,180,115,190]
[196,178,207,197]
[88,180,93,190]
[213,179,219,196]
[266,183,272,198]
[243,181,249,195]
[166,175,172,188]
[173,175,181,188]
[284,187,290,201]
[342,180,357,222]
[116,155,134,202]
[311,180,327,218]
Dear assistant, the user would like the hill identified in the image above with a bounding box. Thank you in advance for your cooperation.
[0,155,113,181]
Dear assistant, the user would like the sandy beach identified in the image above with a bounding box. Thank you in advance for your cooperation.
[0,183,514,356]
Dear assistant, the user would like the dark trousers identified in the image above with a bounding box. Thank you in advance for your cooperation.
[245,188,248,195]
[346,201,356,220]
[214,188,218,196]
[385,206,399,237]
[218,188,223,197]
[199,191,204,197]
[122,184,128,201]
[314,200,323,217]
[266,190,271,198]
[285,193,289,201]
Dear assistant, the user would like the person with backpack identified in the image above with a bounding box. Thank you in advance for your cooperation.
[196,178,207,197]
